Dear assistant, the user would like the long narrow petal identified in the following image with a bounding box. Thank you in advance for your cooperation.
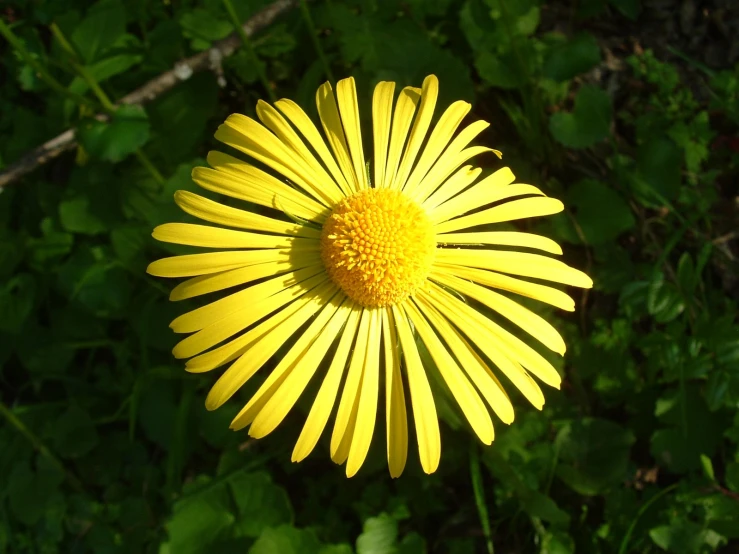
[317,82,358,193]
[430,184,545,224]
[411,120,495,202]
[336,77,368,190]
[292,305,361,462]
[215,115,341,206]
[231,295,348,433]
[256,100,345,201]
[412,146,496,204]
[405,300,494,444]
[170,265,325,333]
[384,87,421,189]
[174,191,320,238]
[170,256,320,301]
[431,271,567,354]
[275,98,353,196]
[422,166,482,212]
[436,231,563,255]
[206,284,338,412]
[147,249,294,278]
[427,166,514,213]
[372,81,396,188]
[200,152,328,222]
[434,264,575,312]
[152,223,309,250]
[422,284,546,409]
[330,309,371,461]
[382,307,407,478]
[402,100,470,196]
[172,274,329,359]
[391,75,439,190]
[434,197,564,234]
[414,295,514,424]
[435,249,593,288]
[392,303,440,474]
[347,309,382,477]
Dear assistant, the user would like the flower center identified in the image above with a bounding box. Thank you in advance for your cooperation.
[320,188,436,307]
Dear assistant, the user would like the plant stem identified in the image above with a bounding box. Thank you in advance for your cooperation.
[618,483,679,554]
[299,0,335,83]
[0,18,97,110]
[135,149,165,184]
[470,442,495,554]
[0,401,86,493]
[221,0,278,103]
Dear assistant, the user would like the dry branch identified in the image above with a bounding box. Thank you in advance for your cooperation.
[0,0,295,189]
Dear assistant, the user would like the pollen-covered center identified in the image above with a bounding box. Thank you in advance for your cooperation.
[321,188,436,307]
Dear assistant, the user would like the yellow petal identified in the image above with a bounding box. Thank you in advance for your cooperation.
[235,295,348,435]
[405,300,494,445]
[435,249,593,288]
[330,308,371,461]
[336,77,368,190]
[414,295,514,424]
[147,249,293,278]
[346,309,382,477]
[170,265,325,333]
[402,100,470,196]
[292,305,361,463]
[392,303,441,474]
[412,145,497,204]
[316,82,358,193]
[256,100,344,201]
[431,271,567,355]
[172,274,328,359]
[409,119,489,202]
[274,98,353,197]
[391,75,439,190]
[435,231,563,255]
[422,284,545,409]
[174,190,320,238]
[204,283,337,411]
[435,264,575,312]
[372,81,396,188]
[384,87,421,189]
[200,152,328,222]
[430,183,545,224]
[215,115,340,206]
[382,307,408,478]
[422,165,482,212]
[152,223,306,250]
[170,256,319,301]
[434,197,564,234]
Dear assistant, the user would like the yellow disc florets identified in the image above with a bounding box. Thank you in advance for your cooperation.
[321,188,436,307]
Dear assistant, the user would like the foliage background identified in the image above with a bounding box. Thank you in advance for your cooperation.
[1,0,738,552]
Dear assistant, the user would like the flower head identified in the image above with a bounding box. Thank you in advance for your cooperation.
[147,75,592,477]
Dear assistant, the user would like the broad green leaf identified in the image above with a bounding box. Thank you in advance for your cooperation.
[550,85,612,148]
[8,457,64,526]
[556,418,635,495]
[249,526,322,554]
[649,521,725,554]
[647,273,685,323]
[71,0,127,63]
[77,105,150,163]
[633,136,682,202]
[475,49,529,89]
[179,9,232,50]
[565,179,635,244]
[26,218,74,267]
[543,33,601,81]
[540,531,575,554]
[520,490,570,524]
[59,197,107,235]
[356,513,398,554]
[229,472,293,538]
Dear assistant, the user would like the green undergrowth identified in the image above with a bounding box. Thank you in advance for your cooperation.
[1,0,738,552]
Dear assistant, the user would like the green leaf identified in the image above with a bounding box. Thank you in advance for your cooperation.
[649,521,725,554]
[52,406,99,459]
[633,136,682,203]
[549,85,612,148]
[647,273,685,323]
[543,33,601,82]
[475,49,529,89]
[700,454,716,481]
[520,490,571,524]
[69,51,142,95]
[179,9,232,50]
[77,105,150,163]
[0,274,36,333]
[565,179,635,244]
[540,531,575,554]
[8,457,64,526]
[555,418,635,495]
[26,218,74,267]
[229,472,293,538]
[59,197,107,235]
[249,526,322,554]
[356,513,399,554]
[71,0,127,63]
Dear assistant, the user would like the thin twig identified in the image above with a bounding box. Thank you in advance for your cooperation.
[0,0,295,189]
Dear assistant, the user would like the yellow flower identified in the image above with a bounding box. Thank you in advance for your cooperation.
[147,75,592,478]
